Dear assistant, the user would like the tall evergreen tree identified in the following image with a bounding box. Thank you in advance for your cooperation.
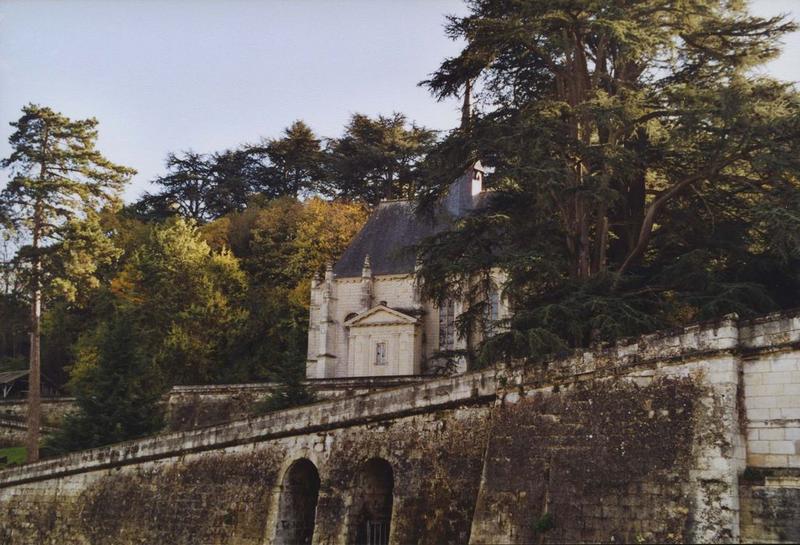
[0,104,134,461]
[207,148,261,216]
[417,0,800,365]
[258,120,325,198]
[325,113,437,205]
[133,151,215,223]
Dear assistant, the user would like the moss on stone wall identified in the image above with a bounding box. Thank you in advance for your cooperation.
[78,448,284,545]
[471,376,704,544]
[0,377,714,545]
[0,447,284,545]
[740,469,800,544]
[320,408,491,545]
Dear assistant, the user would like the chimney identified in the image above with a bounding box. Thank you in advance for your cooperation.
[460,78,473,132]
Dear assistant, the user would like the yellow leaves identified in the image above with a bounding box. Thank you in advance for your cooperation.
[199,216,232,252]
[110,270,144,305]
[289,279,311,310]
[66,330,101,393]
[291,197,368,276]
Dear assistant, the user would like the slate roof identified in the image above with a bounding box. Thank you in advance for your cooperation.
[333,200,451,278]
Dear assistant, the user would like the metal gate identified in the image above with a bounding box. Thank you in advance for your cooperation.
[365,519,389,545]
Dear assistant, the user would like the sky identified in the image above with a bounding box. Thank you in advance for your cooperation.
[0,0,798,203]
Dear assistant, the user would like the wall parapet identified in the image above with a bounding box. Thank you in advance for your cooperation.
[0,368,497,488]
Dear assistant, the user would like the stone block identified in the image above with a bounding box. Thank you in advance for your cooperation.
[747,454,768,466]
[785,428,800,441]
[783,383,800,396]
[757,428,784,441]
[743,372,764,386]
[780,394,800,408]
[772,358,800,373]
[746,396,779,409]
[746,360,772,374]
[747,384,784,397]
[780,408,800,419]
[708,370,738,385]
[764,372,798,385]
[747,408,771,421]
[767,441,796,455]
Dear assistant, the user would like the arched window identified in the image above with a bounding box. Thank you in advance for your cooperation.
[275,459,320,545]
[350,458,394,545]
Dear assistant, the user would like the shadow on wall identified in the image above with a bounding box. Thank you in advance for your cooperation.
[275,457,394,545]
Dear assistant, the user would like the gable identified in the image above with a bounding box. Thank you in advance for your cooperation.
[345,305,418,327]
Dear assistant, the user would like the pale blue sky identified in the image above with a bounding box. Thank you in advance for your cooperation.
[1,0,798,202]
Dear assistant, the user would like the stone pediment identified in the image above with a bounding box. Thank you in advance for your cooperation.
[344,305,418,327]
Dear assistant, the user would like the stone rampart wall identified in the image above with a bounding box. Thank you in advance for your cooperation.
[0,398,76,448]
[166,375,428,431]
[0,312,798,544]
[0,377,427,442]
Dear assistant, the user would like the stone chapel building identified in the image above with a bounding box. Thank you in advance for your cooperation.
[306,162,508,379]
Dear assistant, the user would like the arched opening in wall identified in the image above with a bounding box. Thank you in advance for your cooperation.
[350,458,394,545]
[274,458,320,545]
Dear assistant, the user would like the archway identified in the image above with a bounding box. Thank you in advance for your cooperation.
[275,459,320,545]
[350,458,394,545]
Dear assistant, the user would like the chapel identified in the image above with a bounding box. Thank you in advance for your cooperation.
[306,162,508,379]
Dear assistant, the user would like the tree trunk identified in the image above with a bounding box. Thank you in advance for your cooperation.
[26,255,41,463]
[27,140,47,464]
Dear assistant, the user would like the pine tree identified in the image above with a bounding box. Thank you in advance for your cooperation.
[0,104,134,461]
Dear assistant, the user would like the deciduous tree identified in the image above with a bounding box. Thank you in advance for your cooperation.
[112,218,248,385]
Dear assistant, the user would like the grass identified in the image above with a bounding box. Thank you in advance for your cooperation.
[0,446,27,468]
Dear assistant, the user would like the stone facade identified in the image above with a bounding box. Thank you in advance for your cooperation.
[1,311,799,544]
[307,163,509,379]
[307,268,450,379]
